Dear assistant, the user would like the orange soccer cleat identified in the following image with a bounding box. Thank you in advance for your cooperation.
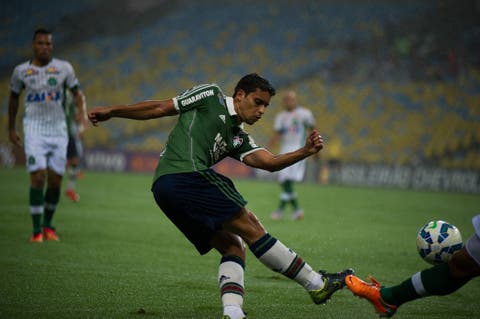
[30,232,43,243]
[345,275,397,317]
[43,227,60,241]
[65,188,80,202]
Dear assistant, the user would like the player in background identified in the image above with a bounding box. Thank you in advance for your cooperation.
[8,28,87,242]
[88,74,353,319]
[269,90,315,221]
[65,89,86,202]
[345,214,480,317]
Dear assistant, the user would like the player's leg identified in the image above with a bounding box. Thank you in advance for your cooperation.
[223,208,353,304]
[346,218,480,317]
[24,135,48,242]
[271,180,290,220]
[42,169,62,240]
[287,180,304,220]
[29,169,46,242]
[42,135,68,240]
[65,135,80,202]
[211,231,246,319]
[289,160,306,220]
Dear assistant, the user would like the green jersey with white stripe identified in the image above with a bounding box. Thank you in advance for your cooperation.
[10,58,79,137]
[153,83,263,181]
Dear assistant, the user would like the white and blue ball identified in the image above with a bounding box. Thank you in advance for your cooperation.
[416,220,463,265]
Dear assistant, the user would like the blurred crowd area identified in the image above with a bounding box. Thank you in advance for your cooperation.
[1,0,479,169]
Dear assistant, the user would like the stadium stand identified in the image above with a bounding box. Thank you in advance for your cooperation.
[1,0,479,169]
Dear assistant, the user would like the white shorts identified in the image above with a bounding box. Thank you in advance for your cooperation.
[278,160,306,182]
[24,134,68,175]
[466,215,480,266]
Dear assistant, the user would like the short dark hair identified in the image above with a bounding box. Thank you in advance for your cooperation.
[33,28,52,41]
[233,73,276,97]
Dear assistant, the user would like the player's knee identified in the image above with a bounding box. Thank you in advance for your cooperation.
[30,171,46,187]
[212,232,246,259]
[246,210,266,234]
[47,170,63,188]
[448,247,480,279]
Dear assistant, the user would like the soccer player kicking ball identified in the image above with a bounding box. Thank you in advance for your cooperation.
[88,73,353,319]
[8,28,87,242]
[345,214,480,317]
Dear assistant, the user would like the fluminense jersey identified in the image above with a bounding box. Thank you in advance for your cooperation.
[10,58,79,137]
[153,83,263,181]
[274,106,315,153]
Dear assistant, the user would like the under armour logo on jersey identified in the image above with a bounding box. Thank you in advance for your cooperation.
[219,275,231,285]
[219,115,226,123]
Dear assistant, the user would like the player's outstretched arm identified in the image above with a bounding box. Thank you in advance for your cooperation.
[243,129,324,172]
[88,99,178,126]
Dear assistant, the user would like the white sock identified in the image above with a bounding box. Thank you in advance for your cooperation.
[67,167,78,190]
[219,256,245,314]
[411,271,429,296]
[250,234,324,291]
[223,305,245,319]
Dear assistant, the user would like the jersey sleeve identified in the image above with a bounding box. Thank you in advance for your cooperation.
[230,130,264,162]
[9,66,24,94]
[304,108,315,128]
[64,61,80,90]
[173,83,223,113]
[273,113,283,133]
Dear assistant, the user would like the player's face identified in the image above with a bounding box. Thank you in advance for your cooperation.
[283,91,297,111]
[32,33,53,64]
[235,89,271,125]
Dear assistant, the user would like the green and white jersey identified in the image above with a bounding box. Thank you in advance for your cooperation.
[10,58,79,137]
[153,83,263,180]
[274,106,315,153]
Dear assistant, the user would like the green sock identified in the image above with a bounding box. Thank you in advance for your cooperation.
[279,180,294,211]
[380,279,419,307]
[43,210,54,229]
[32,214,42,235]
[381,263,471,307]
[290,197,299,210]
[29,187,44,234]
[420,262,470,295]
[43,188,60,229]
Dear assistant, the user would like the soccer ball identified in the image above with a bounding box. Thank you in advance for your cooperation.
[416,220,463,265]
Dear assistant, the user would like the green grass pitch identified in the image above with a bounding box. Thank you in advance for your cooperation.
[0,167,479,318]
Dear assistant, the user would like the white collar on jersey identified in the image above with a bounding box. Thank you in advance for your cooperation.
[225,96,244,128]
[225,97,236,116]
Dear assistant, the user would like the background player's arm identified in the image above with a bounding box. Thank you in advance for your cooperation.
[243,129,324,172]
[267,130,282,151]
[8,91,22,147]
[88,99,178,126]
[72,88,87,133]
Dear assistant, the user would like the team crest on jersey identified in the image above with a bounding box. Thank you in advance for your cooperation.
[48,77,57,86]
[24,68,39,77]
[46,66,60,74]
[28,156,36,166]
[233,136,243,148]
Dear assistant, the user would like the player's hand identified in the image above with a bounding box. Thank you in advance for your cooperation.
[304,129,324,155]
[8,130,23,147]
[88,107,112,126]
